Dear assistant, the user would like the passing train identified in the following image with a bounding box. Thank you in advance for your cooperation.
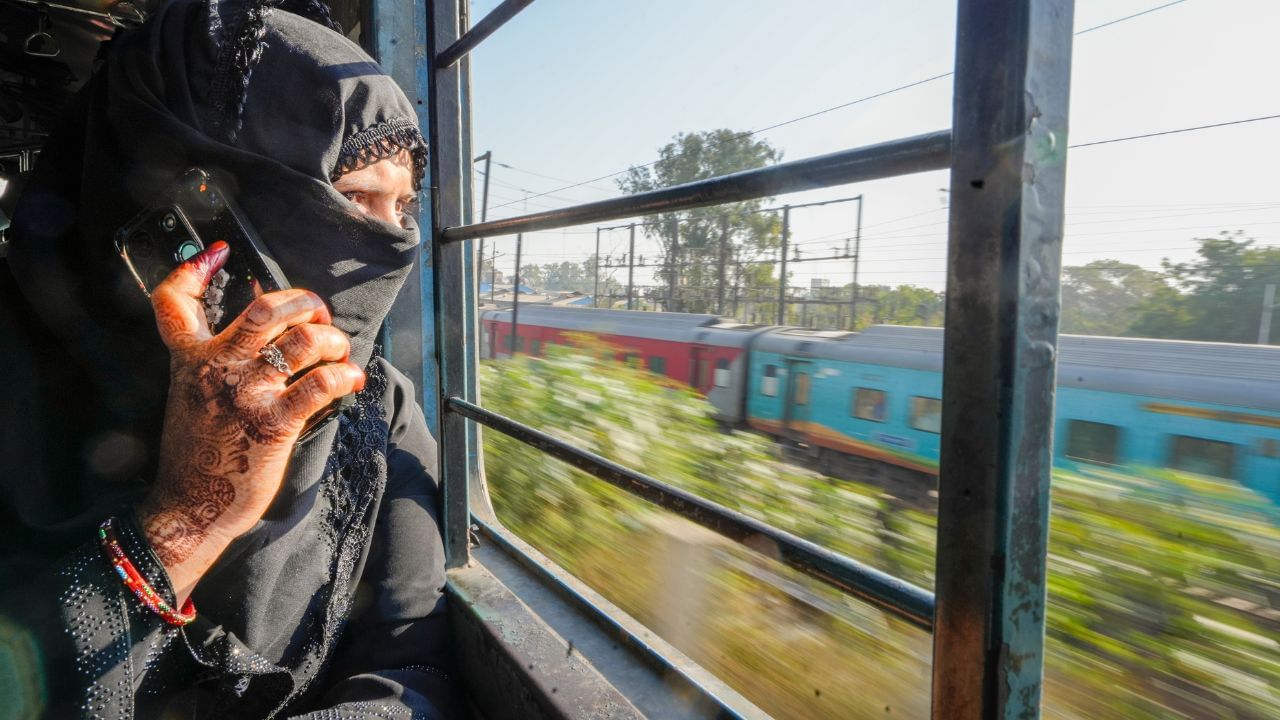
[481,305,1280,504]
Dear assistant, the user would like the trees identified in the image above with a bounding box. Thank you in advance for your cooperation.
[1128,232,1280,344]
[618,130,783,314]
[1059,261,1167,336]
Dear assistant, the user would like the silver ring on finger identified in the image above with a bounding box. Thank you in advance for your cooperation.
[258,342,293,376]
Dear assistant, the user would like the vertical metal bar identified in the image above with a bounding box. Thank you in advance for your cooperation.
[717,215,729,315]
[626,223,636,310]
[510,233,522,354]
[593,227,601,308]
[931,2,1075,719]
[490,244,497,305]
[425,0,472,569]
[777,205,790,326]
[367,0,432,426]
[851,195,863,331]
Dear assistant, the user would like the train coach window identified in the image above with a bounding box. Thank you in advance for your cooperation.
[761,364,779,397]
[1256,438,1280,459]
[1065,420,1121,465]
[647,356,667,376]
[794,373,811,406]
[852,388,887,422]
[1169,435,1239,480]
[713,358,731,388]
[909,397,942,434]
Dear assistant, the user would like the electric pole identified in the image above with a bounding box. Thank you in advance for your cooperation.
[510,233,522,354]
[717,215,729,315]
[851,194,863,330]
[1260,283,1277,345]
[667,219,680,313]
[592,227,600,308]
[777,205,790,326]
[475,151,491,303]
[626,223,636,310]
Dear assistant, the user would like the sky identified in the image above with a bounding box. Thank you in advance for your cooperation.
[467,0,1279,293]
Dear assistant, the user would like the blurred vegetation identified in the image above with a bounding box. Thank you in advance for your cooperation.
[480,342,1280,719]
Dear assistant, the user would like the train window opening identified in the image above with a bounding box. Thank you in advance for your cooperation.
[852,388,887,422]
[761,364,779,397]
[793,372,811,406]
[647,356,667,376]
[1065,419,1121,465]
[1256,438,1280,459]
[1169,435,1239,480]
[713,358,731,388]
[909,397,942,434]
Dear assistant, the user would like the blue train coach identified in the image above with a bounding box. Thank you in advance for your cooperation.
[739,326,1280,504]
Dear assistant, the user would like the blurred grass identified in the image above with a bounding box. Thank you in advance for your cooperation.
[479,340,1280,719]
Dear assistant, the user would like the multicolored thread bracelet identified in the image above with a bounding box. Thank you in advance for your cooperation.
[98,517,197,627]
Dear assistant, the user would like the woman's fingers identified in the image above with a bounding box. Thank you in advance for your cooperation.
[259,323,352,378]
[221,288,333,356]
[280,362,366,420]
[151,241,230,350]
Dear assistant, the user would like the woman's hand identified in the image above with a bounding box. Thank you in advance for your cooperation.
[137,241,365,601]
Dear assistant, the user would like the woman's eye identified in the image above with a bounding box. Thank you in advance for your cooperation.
[342,191,368,206]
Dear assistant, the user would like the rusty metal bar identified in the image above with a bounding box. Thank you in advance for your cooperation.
[442,130,951,242]
[434,0,535,69]
[425,0,472,569]
[931,1,1076,718]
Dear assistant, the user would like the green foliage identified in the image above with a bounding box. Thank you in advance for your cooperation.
[481,346,1280,719]
[1129,232,1280,343]
[618,130,783,314]
[1060,261,1168,336]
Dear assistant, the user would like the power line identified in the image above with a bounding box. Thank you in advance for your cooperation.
[1069,113,1280,149]
[1075,0,1188,35]
[484,0,1192,213]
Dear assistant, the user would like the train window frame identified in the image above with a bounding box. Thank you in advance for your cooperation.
[1169,435,1239,480]
[909,396,942,434]
[852,387,888,422]
[1064,419,1122,465]
[1255,438,1280,459]
[405,0,1078,715]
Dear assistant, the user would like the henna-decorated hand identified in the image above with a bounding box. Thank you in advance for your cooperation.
[137,241,365,601]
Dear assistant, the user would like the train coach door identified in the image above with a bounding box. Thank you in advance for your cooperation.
[782,358,812,440]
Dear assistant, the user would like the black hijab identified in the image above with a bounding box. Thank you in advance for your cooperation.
[0,0,426,574]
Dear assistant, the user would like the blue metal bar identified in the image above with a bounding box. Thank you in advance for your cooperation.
[425,0,473,569]
[447,397,935,630]
[931,1,1076,718]
[434,0,535,69]
[442,130,951,242]
[367,0,436,429]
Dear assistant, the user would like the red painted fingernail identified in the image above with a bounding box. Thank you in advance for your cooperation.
[187,240,230,277]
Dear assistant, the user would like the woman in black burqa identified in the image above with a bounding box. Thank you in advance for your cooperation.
[0,0,459,716]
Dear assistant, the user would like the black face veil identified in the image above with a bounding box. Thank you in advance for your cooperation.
[0,0,426,567]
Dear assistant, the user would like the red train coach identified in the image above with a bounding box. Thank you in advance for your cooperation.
[479,306,767,421]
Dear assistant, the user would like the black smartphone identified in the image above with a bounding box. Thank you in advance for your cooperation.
[116,167,290,334]
[116,167,348,439]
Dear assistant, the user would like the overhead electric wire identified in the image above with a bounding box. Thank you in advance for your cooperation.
[483,0,1194,213]
[1068,113,1280,149]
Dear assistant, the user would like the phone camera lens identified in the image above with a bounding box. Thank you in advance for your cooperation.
[161,213,178,231]
[175,239,203,262]
[131,231,153,257]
